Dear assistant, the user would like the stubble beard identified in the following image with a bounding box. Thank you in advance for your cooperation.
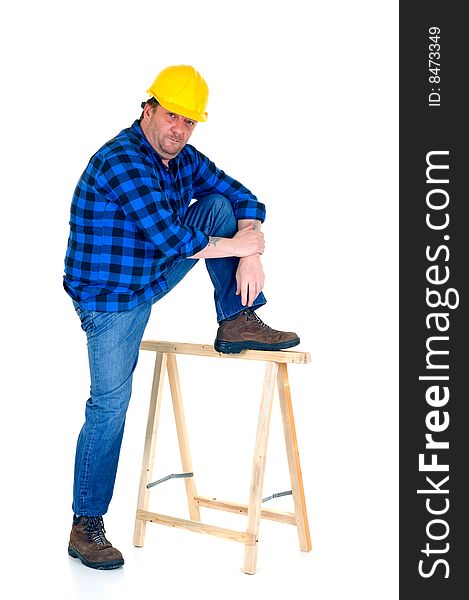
[160,134,184,158]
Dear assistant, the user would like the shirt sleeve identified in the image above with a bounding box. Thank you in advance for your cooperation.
[97,151,209,259]
[191,150,266,222]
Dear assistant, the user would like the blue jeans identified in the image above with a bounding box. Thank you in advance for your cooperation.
[72,194,266,516]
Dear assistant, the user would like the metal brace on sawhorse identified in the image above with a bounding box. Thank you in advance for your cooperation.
[133,341,312,574]
[146,472,193,489]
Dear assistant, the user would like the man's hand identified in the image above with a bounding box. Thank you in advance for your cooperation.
[236,253,265,307]
[232,227,264,257]
[190,218,265,305]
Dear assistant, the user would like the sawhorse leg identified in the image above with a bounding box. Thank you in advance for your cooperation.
[278,363,312,552]
[243,361,312,573]
[243,362,278,574]
[133,352,166,547]
[166,353,201,521]
[133,352,200,547]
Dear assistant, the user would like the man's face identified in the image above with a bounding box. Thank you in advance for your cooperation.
[141,103,196,163]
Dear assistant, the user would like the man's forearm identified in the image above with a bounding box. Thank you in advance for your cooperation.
[235,220,265,307]
[190,227,264,259]
[237,219,262,266]
[190,236,235,259]
[190,218,265,260]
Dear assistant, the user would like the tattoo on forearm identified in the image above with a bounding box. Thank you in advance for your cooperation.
[208,236,221,247]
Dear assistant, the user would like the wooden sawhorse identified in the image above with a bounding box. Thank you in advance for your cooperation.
[133,341,311,574]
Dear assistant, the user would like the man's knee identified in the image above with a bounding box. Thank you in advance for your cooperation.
[185,193,237,237]
[203,194,237,236]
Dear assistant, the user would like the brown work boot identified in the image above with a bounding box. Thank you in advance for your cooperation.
[214,308,300,354]
[68,514,124,570]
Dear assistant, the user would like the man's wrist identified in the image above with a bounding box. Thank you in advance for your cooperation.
[237,218,262,231]
[239,253,261,261]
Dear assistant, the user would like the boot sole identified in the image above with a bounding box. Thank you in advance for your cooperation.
[214,337,300,355]
[68,544,124,570]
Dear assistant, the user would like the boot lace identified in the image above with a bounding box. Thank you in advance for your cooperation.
[84,516,109,545]
[242,308,270,329]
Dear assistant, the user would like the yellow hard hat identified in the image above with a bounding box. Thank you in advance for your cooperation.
[146,65,209,122]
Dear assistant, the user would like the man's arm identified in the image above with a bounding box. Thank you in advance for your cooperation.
[235,219,265,308]
[191,222,265,308]
[192,150,266,224]
[190,226,264,259]
[191,151,267,307]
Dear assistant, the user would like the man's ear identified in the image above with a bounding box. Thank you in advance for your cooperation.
[142,101,157,119]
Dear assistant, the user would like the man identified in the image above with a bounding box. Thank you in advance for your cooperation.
[64,65,300,570]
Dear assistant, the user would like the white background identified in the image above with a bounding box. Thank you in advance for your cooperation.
[1,1,398,598]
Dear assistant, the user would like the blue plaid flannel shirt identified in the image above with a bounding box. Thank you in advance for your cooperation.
[63,120,266,311]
